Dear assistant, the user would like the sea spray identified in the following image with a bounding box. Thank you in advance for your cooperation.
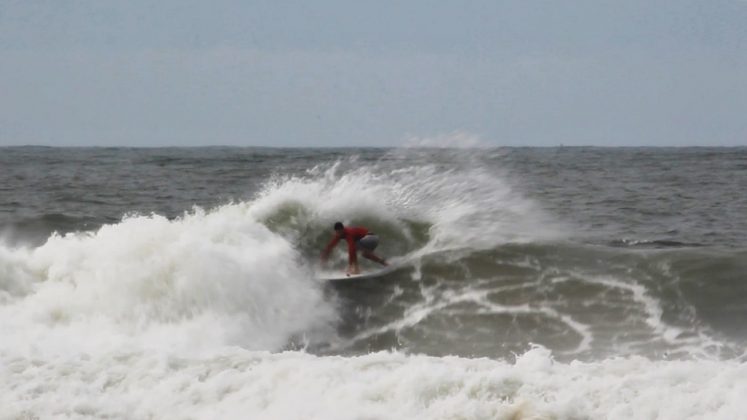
[249,154,565,260]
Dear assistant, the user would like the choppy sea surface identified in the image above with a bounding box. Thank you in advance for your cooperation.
[1,146,746,419]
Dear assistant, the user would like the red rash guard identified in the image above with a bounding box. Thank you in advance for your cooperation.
[322,226,369,264]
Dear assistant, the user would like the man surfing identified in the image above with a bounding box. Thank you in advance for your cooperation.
[321,222,388,275]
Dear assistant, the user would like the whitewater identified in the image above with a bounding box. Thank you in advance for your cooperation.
[1,147,746,419]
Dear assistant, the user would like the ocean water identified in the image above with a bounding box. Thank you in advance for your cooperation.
[1,146,746,419]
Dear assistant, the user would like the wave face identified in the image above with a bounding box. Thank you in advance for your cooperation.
[1,146,746,418]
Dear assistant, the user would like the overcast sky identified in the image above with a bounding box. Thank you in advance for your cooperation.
[1,1,746,147]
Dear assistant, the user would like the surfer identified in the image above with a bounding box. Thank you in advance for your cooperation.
[321,222,388,275]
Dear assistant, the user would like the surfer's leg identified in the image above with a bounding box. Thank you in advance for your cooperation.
[359,235,387,266]
[347,261,360,275]
[362,250,388,266]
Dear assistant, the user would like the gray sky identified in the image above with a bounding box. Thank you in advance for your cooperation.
[1,1,746,147]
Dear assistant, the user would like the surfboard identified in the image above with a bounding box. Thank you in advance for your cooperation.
[316,261,401,282]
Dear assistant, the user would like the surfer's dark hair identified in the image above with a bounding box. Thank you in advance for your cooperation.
[334,222,344,230]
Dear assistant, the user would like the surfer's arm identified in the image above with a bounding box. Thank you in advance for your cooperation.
[346,236,358,265]
[346,239,360,275]
[321,235,341,262]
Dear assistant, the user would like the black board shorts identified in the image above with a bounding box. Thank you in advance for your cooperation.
[356,234,379,251]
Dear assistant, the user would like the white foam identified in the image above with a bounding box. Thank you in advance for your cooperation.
[2,347,746,420]
[0,205,334,357]
[553,271,726,357]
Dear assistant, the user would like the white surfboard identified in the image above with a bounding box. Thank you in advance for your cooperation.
[316,260,404,282]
